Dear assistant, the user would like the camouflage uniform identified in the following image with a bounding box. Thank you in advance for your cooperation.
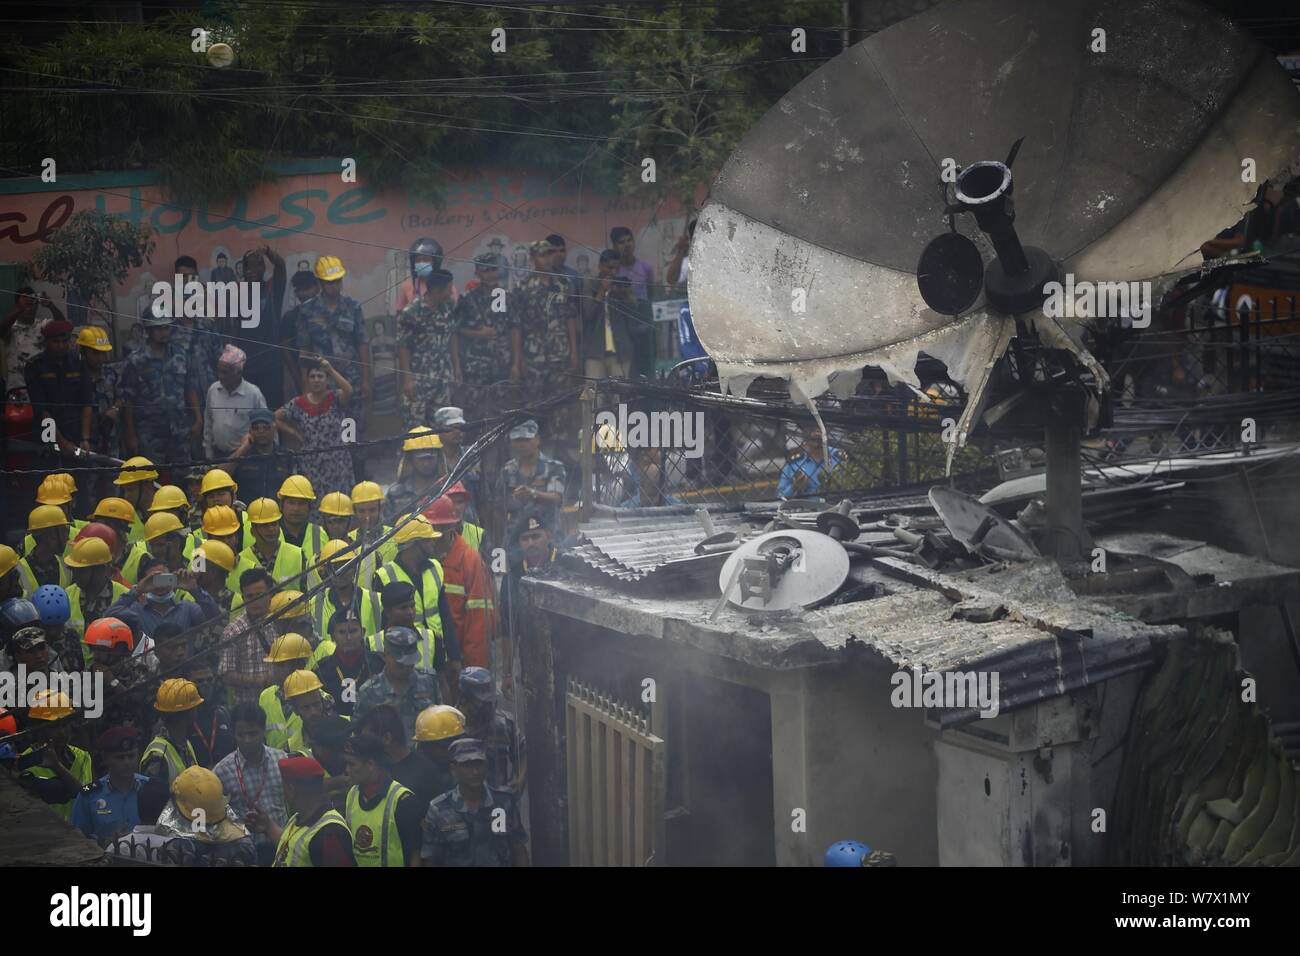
[421,783,527,867]
[292,295,368,393]
[86,361,124,459]
[498,455,567,531]
[466,711,524,791]
[514,273,577,396]
[397,297,456,429]
[120,343,193,464]
[169,317,222,396]
[353,668,440,740]
[451,285,517,417]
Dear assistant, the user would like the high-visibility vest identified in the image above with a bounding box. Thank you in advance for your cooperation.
[140,735,198,784]
[23,519,86,557]
[345,779,412,867]
[311,586,380,645]
[274,808,348,867]
[66,579,132,641]
[351,528,398,592]
[16,560,38,598]
[121,541,147,584]
[21,745,93,820]
[367,625,440,674]
[259,684,301,752]
[128,516,146,546]
[284,522,327,565]
[461,522,484,552]
[229,539,306,611]
[372,560,445,642]
[19,555,69,592]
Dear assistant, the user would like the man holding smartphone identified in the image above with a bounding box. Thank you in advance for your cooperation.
[106,559,222,649]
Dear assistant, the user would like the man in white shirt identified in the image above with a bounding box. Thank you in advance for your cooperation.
[204,344,268,460]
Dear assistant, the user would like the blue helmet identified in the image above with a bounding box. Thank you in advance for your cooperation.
[824,841,871,867]
[0,597,40,634]
[33,585,70,626]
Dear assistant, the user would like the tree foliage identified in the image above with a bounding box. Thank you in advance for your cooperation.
[30,210,155,306]
[4,2,842,207]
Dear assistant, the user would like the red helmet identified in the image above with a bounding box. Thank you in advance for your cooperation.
[83,616,134,652]
[0,708,15,736]
[446,481,469,499]
[422,496,458,526]
[76,521,123,559]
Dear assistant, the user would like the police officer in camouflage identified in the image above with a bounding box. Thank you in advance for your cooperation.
[451,253,520,420]
[515,239,580,446]
[120,309,200,468]
[421,737,529,867]
[398,268,457,430]
[353,626,440,740]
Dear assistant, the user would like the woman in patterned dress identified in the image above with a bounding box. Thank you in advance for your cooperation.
[275,355,356,500]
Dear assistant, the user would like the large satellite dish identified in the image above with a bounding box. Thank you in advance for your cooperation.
[688,0,1299,414]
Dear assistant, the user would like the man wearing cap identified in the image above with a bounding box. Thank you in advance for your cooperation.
[452,253,521,418]
[373,578,460,687]
[256,755,355,866]
[459,666,525,794]
[426,496,496,672]
[499,507,558,672]
[120,306,200,469]
[23,317,84,455]
[498,418,567,533]
[398,267,458,430]
[71,726,150,845]
[515,238,579,408]
[229,408,295,503]
[434,406,482,509]
[343,732,423,866]
[2,285,61,394]
[77,324,124,462]
[213,702,288,865]
[204,344,268,461]
[422,737,529,867]
[355,625,441,739]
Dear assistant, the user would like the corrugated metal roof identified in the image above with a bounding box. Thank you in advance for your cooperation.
[573,511,749,581]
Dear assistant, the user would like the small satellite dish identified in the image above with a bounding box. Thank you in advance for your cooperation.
[207,42,235,68]
[916,232,984,315]
[718,529,849,612]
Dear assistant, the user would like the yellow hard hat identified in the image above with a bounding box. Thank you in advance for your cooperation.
[28,505,70,532]
[0,545,18,578]
[199,469,237,496]
[196,539,236,572]
[278,475,316,501]
[144,511,185,541]
[350,481,383,505]
[114,456,159,485]
[319,539,357,564]
[393,515,439,546]
[52,472,77,494]
[172,766,229,825]
[93,497,138,524]
[402,426,442,451]
[283,669,324,699]
[64,537,112,568]
[413,704,466,742]
[264,632,312,662]
[148,485,190,512]
[155,678,203,713]
[36,476,72,505]
[28,690,74,721]
[201,505,240,536]
[76,325,113,352]
[314,255,346,281]
[247,497,282,525]
[319,492,353,517]
[269,591,309,620]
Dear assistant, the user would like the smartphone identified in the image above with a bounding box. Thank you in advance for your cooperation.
[153,573,177,589]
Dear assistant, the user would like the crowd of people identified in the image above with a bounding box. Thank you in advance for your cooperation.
[0,230,659,865]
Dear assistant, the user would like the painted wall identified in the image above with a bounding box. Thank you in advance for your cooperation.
[0,160,693,348]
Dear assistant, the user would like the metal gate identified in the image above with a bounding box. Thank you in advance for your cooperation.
[566,679,666,866]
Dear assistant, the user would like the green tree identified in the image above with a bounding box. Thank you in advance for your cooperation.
[30,210,154,323]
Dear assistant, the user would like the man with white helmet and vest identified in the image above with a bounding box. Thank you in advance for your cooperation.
[255,754,355,867]
[141,678,202,784]
[343,732,422,866]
